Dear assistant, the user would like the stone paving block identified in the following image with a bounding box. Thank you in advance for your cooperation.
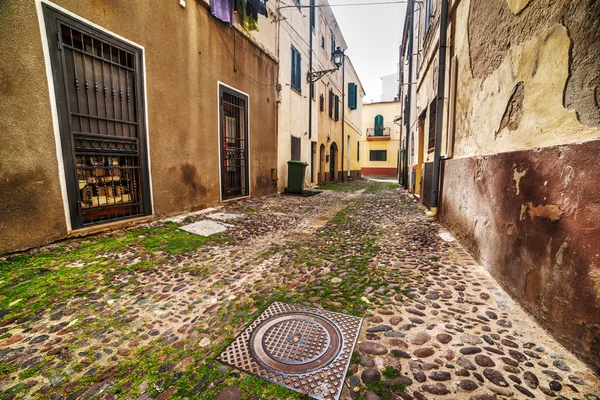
[180,220,231,236]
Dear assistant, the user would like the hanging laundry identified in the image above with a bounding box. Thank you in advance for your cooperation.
[259,0,268,17]
[211,0,234,25]
[240,0,258,31]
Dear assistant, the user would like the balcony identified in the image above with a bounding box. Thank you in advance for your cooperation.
[366,127,391,141]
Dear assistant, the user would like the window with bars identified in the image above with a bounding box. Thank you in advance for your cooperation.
[44,4,151,228]
[370,150,387,161]
[428,99,437,150]
[220,86,249,200]
[291,136,301,161]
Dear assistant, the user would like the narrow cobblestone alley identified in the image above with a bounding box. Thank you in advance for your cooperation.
[0,182,598,399]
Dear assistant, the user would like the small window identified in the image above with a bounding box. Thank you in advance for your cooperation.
[428,99,437,150]
[357,141,360,161]
[348,82,357,110]
[320,94,324,111]
[291,46,302,93]
[370,150,387,161]
[291,136,301,160]
[331,36,336,56]
[310,0,316,31]
[293,0,301,7]
[321,35,325,49]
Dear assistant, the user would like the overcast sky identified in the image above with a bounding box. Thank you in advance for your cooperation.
[330,1,406,103]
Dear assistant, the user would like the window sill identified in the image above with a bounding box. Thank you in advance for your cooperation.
[291,87,302,95]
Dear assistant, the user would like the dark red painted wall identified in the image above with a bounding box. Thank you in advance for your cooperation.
[440,140,600,371]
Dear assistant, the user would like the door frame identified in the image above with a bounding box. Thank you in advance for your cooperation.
[217,82,251,201]
[40,2,153,230]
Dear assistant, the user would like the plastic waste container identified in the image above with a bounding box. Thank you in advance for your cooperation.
[287,160,308,194]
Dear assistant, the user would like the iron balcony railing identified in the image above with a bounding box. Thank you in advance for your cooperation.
[366,127,391,137]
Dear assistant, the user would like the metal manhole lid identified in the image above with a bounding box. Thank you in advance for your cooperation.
[217,302,363,400]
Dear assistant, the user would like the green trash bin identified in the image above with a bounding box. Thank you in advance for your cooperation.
[287,160,308,194]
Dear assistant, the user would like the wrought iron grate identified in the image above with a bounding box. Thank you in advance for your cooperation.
[217,302,362,400]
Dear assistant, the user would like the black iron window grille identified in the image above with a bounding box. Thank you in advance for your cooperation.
[220,87,249,200]
[44,4,151,229]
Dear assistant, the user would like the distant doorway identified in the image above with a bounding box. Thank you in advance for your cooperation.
[330,142,338,182]
[311,142,317,183]
[319,144,326,184]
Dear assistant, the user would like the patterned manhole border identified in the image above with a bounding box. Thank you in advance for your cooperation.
[217,302,363,400]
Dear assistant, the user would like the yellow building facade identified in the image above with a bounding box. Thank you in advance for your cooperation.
[361,101,401,176]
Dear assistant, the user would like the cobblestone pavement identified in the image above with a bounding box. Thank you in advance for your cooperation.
[0,182,598,399]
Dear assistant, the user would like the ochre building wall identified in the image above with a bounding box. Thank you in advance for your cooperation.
[0,0,278,254]
[440,0,600,370]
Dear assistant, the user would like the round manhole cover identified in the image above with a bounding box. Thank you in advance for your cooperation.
[251,312,342,374]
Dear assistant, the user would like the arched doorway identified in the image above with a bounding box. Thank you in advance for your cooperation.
[330,142,338,182]
[319,144,326,184]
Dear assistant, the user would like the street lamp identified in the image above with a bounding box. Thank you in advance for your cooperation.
[307,47,345,83]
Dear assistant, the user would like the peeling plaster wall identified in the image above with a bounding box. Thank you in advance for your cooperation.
[438,0,600,370]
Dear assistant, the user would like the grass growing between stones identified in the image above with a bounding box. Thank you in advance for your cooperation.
[0,222,232,322]
[316,181,368,191]
[0,183,408,399]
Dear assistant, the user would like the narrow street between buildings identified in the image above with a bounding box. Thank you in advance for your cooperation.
[0,182,598,399]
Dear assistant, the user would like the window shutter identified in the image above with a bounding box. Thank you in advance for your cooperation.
[348,83,357,110]
[335,95,340,121]
[291,47,302,92]
[329,89,334,118]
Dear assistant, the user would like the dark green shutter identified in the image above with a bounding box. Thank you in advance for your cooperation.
[348,83,357,110]
[291,47,301,92]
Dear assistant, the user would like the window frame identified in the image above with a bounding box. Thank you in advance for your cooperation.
[370,150,387,162]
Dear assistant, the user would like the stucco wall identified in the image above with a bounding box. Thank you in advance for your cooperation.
[0,0,278,253]
[437,0,600,370]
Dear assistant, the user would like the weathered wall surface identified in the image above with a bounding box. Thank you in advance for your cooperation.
[454,0,600,158]
[0,0,277,253]
[440,0,600,370]
[441,141,600,370]
[0,1,68,253]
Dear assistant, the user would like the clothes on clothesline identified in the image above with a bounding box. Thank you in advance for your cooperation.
[210,0,235,25]
[211,0,268,30]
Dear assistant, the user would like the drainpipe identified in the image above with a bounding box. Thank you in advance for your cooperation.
[426,0,448,219]
[341,55,346,182]
[403,0,414,189]
[308,0,314,143]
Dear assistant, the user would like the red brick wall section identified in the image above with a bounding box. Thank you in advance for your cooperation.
[440,140,600,372]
